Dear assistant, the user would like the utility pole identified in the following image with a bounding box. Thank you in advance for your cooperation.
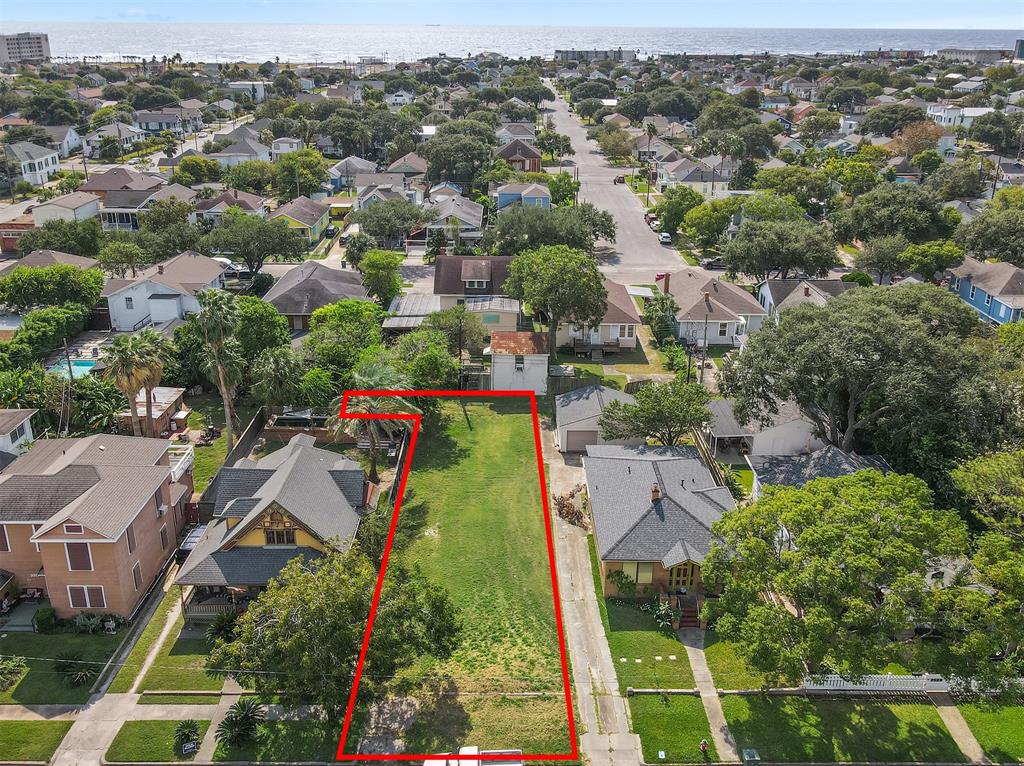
[699,304,709,385]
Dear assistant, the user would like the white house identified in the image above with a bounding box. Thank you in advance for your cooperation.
[555,279,641,357]
[702,398,827,464]
[756,279,857,320]
[0,409,35,465]
[31,192,100,226]
[927,104,996,130]
[225,81,270,102]
[661,271,767,347]
[104,251,226,331]
[209,138,271,167]
[488,331,549,394]
[41,125,82,158]
[84,122,146,158]
[385,89,415,106]
[271,137,303,161]
[5,141,59,186]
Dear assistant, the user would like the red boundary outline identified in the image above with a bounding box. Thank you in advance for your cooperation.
[335,390,578,762]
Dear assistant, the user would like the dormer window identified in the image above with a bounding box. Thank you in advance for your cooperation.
[263,510,296,545]
[465,280,487,289]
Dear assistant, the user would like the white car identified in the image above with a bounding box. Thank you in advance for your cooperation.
[648,219,660,230]
[659,232,673,244]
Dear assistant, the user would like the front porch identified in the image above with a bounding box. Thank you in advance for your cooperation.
[181,586,259,624]
[571,338,622,362]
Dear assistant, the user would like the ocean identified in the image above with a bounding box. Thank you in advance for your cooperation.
[4,22,1023,63]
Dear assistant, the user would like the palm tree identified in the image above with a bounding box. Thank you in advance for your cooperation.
[194,289,242,450]
[134,329,173,438]
[101,334,147,437]
[644,121,658,206]
[327,359,420,483]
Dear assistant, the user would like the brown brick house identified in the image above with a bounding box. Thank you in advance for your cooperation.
[0,429,195,618]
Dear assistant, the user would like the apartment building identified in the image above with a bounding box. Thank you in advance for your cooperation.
[0,33,51,64]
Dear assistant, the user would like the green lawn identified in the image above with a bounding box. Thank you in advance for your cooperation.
[138,693,220,705]
[0,630,124,704]
[106,720,211,762]
[108,587,179,693]
[611,336,669,376]
[588,536,695,692]
[726,468,754,499]
[721,696,965,763]
[138,615,222,692]
[959,703,1024,762]
[361,399,571,753]
[186,395,258,493]
[213,721,338,762]
[702,631,764,690]
[0,720,73,761]
[629,695,718,763]
[554,353,628,390]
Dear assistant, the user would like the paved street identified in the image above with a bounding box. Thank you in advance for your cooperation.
[543,89,693,285]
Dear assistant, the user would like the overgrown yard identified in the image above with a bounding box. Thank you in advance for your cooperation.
[0,629,124,704]
[721,696,965,763]
[629,695,717,764]
[0,720,73,761]
[959,703,1024,762]
[588,536,695,692]
[106,720,212,762]
[355,399,571,753]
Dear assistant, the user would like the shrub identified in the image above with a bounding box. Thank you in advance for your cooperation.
[34,606,57,633]
[654,602,677,628]
[0,656,27,691]
[54,651,97,687]
[215,697,265,746]
[174,719,203,754]
[250,271,273,296]
[607,569,637,597]
[720,463,744,500]
[74,611,102,634]
[841,270,875,288]
[206,610,238,645]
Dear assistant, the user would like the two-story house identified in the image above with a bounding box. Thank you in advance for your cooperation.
[100,184,197,232]
[948,256,1024,325]
[175,434,369,623]
[0,431,194,618]
[84,122,146,158]
[5,141,60,186]
[660,270,767,347]
[432,255,520,333]
[194,189,269,227]
[494,140,542,173]
[493,182,551,211]
[270,137,303,161]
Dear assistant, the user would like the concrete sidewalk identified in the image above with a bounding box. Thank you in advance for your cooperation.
[679,628,740,763]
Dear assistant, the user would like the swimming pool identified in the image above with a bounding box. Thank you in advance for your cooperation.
[48,359,98,379]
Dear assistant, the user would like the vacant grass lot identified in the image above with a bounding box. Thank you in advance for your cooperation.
[362,399,570,753]
[0,630,123,704]
[138,613,222,692]
[721,696,965,763]
[629,695,717,763]
[106,720,211,762]
[0,720,73,760]
[959,703,1024,762]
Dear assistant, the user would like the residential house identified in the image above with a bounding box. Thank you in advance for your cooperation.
[175,434,369,622]
[209,138,272,168]
[263,260,369,331]
[119,387,190,437]
[5,141,59,186]
[493,182,551,211]
[30,192,100,226]
[554,385,644,453]
[555,279,641,358]
[327,156,377,190]
[495,123,536,146]
[494,140,542,173]
[701,399,827,464]
[0,433,194,618]
[158,148,201,172]
[660,271,767,347]
[385,89,415,106]
[603,113,632,128]
[84,122,146,158]
[488,331,549,394]
[224,81,270,102]
[774,135,807,155]
[194,189,268,227]
[416,195,485,244]
[40,125,81,158]
[134,108,202,137]
[948,256,1024,325]
[432,255,514,310]
[271,136,303,161]
[927,105,995,130]
[779,76,817,100]
[102,251,227,331]
[387,152,428,177]
[269,196,330,243]
[756,279,858,319]
[585,444,735,601]
[657,158,723,195]
[78,168,164,203]
[633,135,680,164]
[100,184,197,232]
[0,249,98,274]
[0,409,35,469]
[747,445,889,500]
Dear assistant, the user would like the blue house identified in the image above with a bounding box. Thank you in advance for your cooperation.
[948,256,1024,325]
[493,182,552,211]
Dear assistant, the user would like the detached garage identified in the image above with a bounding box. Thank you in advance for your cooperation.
[554,384,644,453]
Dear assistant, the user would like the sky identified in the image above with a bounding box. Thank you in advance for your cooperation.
[5,0,1024,29]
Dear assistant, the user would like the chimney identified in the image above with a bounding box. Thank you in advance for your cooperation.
[703,290,712,308]
[663,273,670,294]
[233,189,238,198]
[803,285,811,297]
[157,264,164,274]
[651,484,661,502]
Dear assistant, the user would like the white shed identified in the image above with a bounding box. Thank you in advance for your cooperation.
[488,331,549,394]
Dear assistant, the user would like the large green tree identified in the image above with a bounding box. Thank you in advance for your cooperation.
[956,209,1024,266]
[201,209,307,275]
[16,218,102,258]
[721,219,837,282]
[599,378,711,446]
[829,183,954,244]
[0,265,103,312]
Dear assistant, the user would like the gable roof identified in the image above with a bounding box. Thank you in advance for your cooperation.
[0,409,35,434]
[195,189,265,213]
[387,152,428,174]
[494,139,542,161]
[555,384,634,430]
[15,249,98,270]
[263,261,368,315]
[34,191,99,211]
[664,271,767,323]
[270,196,329,228]
[950,256,1024,306]
[602,279,642,325]
[433,255,513,296]
[5,141,58,163]
[103,251,225,299]
[79,167,163,193]
[762,279,858,310]
[584,445,735,566]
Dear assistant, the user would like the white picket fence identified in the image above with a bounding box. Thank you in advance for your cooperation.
[804,673,950,692]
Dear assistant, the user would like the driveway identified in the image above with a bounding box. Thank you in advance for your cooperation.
[543,89,696,286]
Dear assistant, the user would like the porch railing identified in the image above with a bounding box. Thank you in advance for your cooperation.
[168,444,194,482]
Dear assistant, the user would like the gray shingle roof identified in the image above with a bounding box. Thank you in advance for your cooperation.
[263,261,368,316]
[747,445,890,489]
[555,385,634,430]
[584,445,735,566]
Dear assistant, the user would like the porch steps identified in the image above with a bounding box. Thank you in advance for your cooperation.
[591,349,604,363]
[678,606,700,628]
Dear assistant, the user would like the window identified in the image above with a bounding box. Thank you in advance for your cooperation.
[619,324,635,338]
[620,561,654,585]
[464,280,487,289]
[65,542,92,572]
[514,354,525,371]
[10,422,25,441]
[132,562,142,591]
[159,525,168,550]
[481,314,500,324]
[264,528,295,545]
[718,322,728,337]
[0,524,7,553]
[126,524,135,555]
[125,296,134,310]
[953,277,961,290]
[63,524,83,534]
[969,285,976,300]
[67,585,105,609]
[985,294,992,306]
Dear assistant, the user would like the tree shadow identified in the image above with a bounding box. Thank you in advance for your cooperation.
[396,677,472,754]
[410,410,469,472]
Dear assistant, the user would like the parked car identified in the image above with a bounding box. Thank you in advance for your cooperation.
[702,256,727,270]
[659,232,673,244]
[325,225,338,238]
[648,219,660,231]
[613,175,625,184]
[644,212,656,223]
